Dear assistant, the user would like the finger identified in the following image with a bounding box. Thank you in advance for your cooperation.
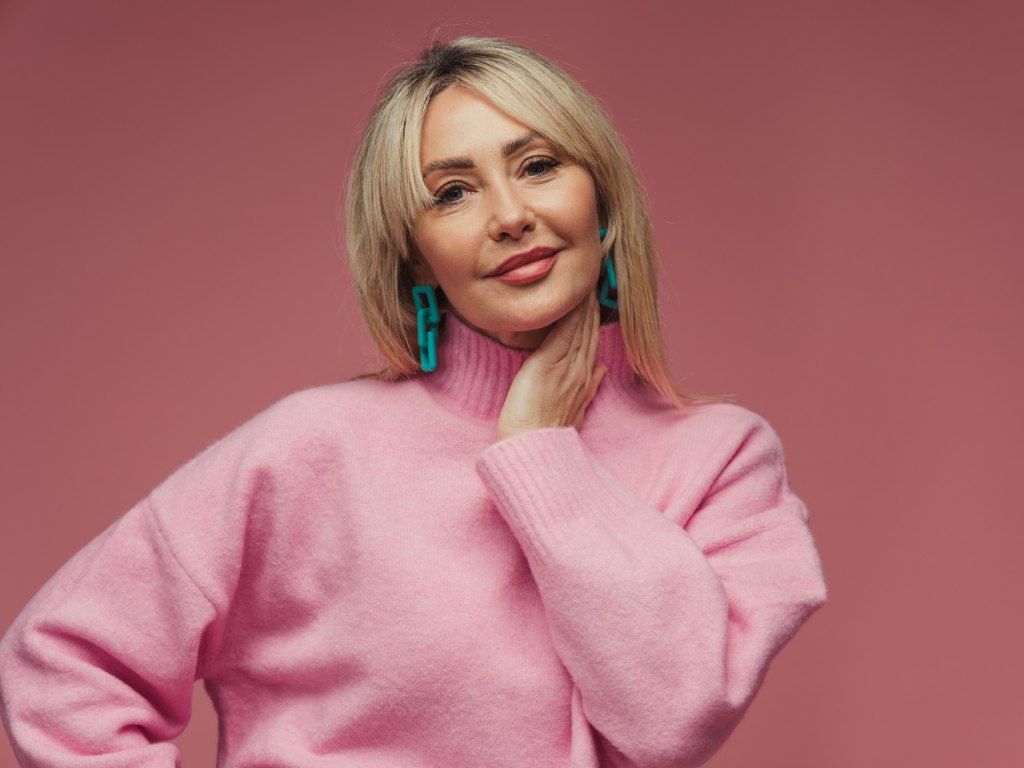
[574,360,605,424]
[570,408,584,430]
[566,293,597,386]
[589,364,607,401]
[566,361,593,426]
[568,294,591,365]
[542,297,587,364]
[570,364,606,430]
[585,292,600,371]
[569,376,590,428]
[569,291,597,370]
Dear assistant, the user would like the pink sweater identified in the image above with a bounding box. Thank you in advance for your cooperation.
[0,315,826,767]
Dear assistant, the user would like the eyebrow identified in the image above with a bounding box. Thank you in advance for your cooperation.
[421,131,542,178]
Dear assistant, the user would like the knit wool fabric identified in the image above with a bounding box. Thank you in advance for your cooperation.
[0,314,826,768]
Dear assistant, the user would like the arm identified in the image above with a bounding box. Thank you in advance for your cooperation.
[0,499,217,767]
[476,415,826,768]
[0,405,266,767]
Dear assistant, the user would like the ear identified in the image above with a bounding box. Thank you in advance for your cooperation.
[409,251,437,286]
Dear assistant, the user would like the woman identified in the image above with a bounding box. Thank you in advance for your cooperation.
[0,36,826,767]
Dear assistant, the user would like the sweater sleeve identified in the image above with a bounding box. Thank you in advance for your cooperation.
[475,414,827,768]
[0,499,217,767]
[0,408,264,767]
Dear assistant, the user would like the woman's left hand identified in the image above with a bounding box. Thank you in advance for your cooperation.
[495,290,607,442]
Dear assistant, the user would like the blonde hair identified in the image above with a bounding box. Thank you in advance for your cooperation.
[346,35,727,409]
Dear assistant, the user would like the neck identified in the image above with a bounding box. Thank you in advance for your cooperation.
[447,304,622,352]
[446,309,551,351]
[420,312,637,422]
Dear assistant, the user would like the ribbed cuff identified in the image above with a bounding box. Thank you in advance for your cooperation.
[476,428,625,559]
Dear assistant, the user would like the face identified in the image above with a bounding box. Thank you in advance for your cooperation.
[410,86,603,350]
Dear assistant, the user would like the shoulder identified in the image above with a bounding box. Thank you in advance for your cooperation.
[678,400,781,445]
[622,396,782,458]
[641,400,794,495]
[589,395,790,493]
[252,377,404,434]
[670,402,797,504]
[150,377,417,501]
[240,374,428,440]
[681,400,789,467]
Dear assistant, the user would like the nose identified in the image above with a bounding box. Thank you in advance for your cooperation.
[486,179,535,241]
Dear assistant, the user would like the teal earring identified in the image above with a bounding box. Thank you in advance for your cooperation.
[412,285,440,372]
[597,228,619,310]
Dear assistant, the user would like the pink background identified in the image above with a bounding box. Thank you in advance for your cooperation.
[2,1,1022,765]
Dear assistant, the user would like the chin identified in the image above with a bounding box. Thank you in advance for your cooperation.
[488,306,571,334]
[514,287,592,326]
[454,281,593,338]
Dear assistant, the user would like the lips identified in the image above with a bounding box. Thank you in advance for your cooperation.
[486,247,561,277]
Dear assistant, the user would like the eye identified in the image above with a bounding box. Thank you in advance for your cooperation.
[523,156,560,177]
[433,182,468,207]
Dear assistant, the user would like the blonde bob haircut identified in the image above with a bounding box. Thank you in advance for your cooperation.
[346,35,724,409]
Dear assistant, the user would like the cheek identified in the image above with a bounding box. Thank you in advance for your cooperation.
[571,183,600,235]
[412,221,458,282]
[417,235,475,288]
[566,176,600,229]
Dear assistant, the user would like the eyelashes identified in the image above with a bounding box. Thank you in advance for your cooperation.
[522,156,560,177]
[431,156,561,207]
[434,182,469,207]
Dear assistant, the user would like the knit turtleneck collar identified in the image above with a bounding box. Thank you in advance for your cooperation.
[421,311,638,422]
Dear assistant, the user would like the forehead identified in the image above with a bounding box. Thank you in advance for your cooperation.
[419,86,538,162]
